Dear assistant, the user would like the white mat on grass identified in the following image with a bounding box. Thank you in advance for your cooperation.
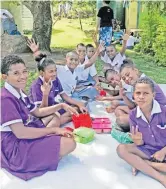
[1,85,166,189]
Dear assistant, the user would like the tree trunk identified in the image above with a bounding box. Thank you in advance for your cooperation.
[23,1,52,52]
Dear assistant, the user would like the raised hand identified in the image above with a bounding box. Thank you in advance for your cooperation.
[122,33,130,41]
[27,38,39,53]
[130,126,144,146]
[41,78,52,96]
[98,42,105,53]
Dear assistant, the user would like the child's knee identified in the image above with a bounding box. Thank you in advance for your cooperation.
[117,144,127,158]
[60,137,76,157]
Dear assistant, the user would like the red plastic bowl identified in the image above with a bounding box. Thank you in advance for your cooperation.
[72,114,92,129]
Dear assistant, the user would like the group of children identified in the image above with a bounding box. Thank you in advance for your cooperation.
[1,33,166,187]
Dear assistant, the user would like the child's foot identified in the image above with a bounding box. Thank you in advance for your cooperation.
[132,167,138,176]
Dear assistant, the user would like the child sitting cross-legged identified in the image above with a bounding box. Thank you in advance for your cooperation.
[117,77,166,188]
[1,54,78,181]
[29,54,87,126]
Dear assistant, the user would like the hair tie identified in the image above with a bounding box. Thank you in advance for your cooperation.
[39,57,45,66]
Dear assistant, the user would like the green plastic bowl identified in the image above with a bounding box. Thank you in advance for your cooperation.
[73,127,95,144]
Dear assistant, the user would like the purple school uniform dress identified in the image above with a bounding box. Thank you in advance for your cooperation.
[130,100,166,159]
[1,82,61,181]
[30,76,65,114]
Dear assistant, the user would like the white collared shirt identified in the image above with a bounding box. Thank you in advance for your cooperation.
[56,64,85,96]
[5,82,27,102]
[77,55,97,81]
[101,52,126,72]
[1,83,37,131]
[136,100,162,123]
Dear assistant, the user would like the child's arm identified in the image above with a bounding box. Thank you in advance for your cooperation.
[119,33,129,56]
[84,43,105,69]
[96,95,122,101]
[122,95,136,109]
[10,122,73,139]
[31,103,78,118]
[119,82,136,109]
[60,93,87,113]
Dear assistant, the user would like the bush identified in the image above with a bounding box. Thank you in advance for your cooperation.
[138,11,161,55]
[153,22,166,67]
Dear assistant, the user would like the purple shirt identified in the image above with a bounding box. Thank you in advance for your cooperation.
[30,77,64,106]
[129,100,166,149]
[0,82,40,132]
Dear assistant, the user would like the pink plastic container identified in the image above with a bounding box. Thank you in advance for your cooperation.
[92,118,112,134]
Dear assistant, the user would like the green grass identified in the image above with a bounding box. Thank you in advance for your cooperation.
[51,18,95,49]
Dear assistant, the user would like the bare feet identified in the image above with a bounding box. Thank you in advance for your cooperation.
[132,167,138,176]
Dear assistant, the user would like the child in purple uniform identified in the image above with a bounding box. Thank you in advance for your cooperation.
[117,77,166,187]
[1,55,78,181]
[115,59,166,131]
[30,54,87,125]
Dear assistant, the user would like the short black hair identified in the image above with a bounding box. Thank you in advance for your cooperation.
[104,1,110,5]
[130,32,134,36]
[133,77,155,93]
[76,43,85,48]
[86,44,94,49]
[35,53,56,72]
[104,69,117,79]
[1,54,26,74]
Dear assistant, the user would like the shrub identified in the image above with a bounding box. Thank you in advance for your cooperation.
[153,22,166,67]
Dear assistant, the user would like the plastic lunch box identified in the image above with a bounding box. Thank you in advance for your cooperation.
[92,118,112,134]
[73,127,95,144]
